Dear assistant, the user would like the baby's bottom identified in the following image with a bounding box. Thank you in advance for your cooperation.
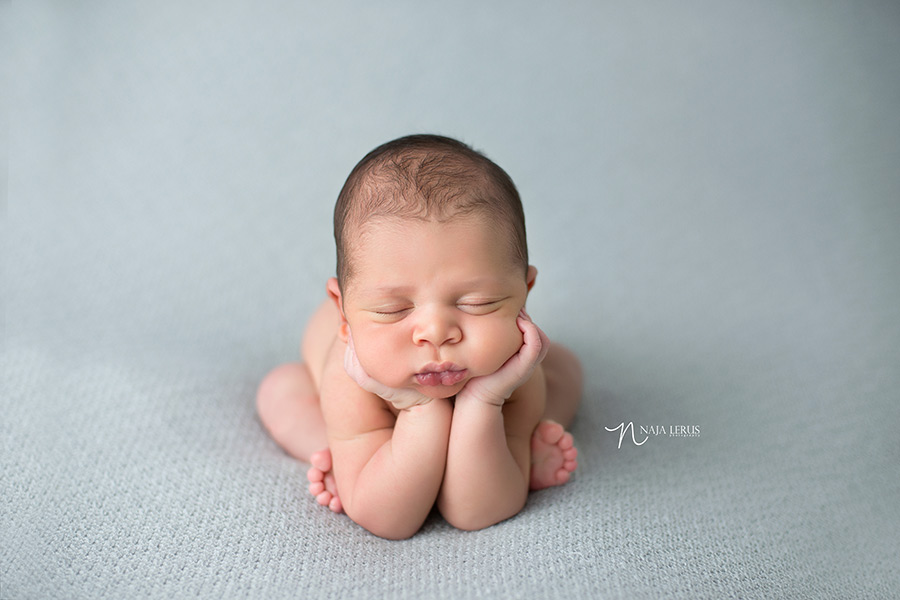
[256,300,582,511]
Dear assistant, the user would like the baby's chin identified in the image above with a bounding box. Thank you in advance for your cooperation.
[415,378,470,399]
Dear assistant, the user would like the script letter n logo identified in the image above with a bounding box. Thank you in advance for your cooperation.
[605,421,649,449]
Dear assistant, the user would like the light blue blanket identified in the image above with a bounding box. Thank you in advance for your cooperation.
[4,1,899,598]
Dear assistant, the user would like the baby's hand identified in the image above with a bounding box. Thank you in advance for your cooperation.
[456,309,550,407]
[344,333,433,411]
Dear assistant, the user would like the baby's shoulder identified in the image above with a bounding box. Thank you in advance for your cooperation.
[318,341,395,432]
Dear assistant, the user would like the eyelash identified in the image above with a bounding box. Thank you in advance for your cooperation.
[374,308,411,316]
[459,301,502,313]
[372,302,499,316]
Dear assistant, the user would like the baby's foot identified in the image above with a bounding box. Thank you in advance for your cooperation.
[530,420,578,490]
[307,449,343,513]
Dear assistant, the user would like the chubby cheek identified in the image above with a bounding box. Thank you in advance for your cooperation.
[350,325,410,387]
[466,317,524,375]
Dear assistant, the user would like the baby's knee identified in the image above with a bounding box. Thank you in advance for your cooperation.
[544,344,583,386]
[257,363,305,411]
[556,343,583,374]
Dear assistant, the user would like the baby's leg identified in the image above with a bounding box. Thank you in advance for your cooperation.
[540,342,583,428]
[256,299,338,462]
[257,299,346,511]
[529,342,582,490]
[256,362,328,462]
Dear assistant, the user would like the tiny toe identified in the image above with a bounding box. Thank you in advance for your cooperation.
[542,421,565,443]
[310,450,332,472]
[558,432,574,450]
[562,447,578,461]
[556,469,571,484]
[329,497,343,513]
[564,459,578,472]
[316,491,332,506]
[533,420,564,447]
[309,481,325,495]
[307,467,324,483]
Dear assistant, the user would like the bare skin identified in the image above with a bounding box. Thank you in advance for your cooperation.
[258,216,582,538]
[258,299,582,521]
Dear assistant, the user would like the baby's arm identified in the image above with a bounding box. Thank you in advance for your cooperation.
[437,313,549,531]
[319,339,452,540]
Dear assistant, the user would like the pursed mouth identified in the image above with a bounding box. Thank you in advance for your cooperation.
[414,366,468,387]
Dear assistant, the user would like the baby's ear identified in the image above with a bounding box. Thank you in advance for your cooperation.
[526,265,538,292]
[326,277,342,306]
[326,278,351,342]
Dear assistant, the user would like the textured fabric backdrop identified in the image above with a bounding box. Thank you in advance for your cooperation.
[4,1,899,598]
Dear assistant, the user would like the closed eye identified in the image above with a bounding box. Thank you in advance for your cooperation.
[458,300,503,315]
[368,307,413,322]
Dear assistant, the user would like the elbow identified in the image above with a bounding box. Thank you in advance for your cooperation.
[372,527,419,541]
[348,506,426,540]
[367,520,420,541]
[439,495,527,532]
[363,523,422,540]
[442,510,510,533]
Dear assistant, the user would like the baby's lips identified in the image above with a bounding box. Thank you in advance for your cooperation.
[415,369,468,387]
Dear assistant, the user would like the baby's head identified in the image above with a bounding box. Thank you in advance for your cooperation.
[329,134,536,398]
[334,134,528,293]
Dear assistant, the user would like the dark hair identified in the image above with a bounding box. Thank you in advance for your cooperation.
[334,134,528,289]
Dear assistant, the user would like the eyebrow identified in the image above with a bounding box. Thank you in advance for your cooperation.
[456,277,511,291]
[366,277,510,296]
[367,285,415,296]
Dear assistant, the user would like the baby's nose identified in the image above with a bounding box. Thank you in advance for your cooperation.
[412,307,462,347]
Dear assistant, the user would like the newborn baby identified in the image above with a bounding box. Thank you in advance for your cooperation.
[257,134,581,539]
